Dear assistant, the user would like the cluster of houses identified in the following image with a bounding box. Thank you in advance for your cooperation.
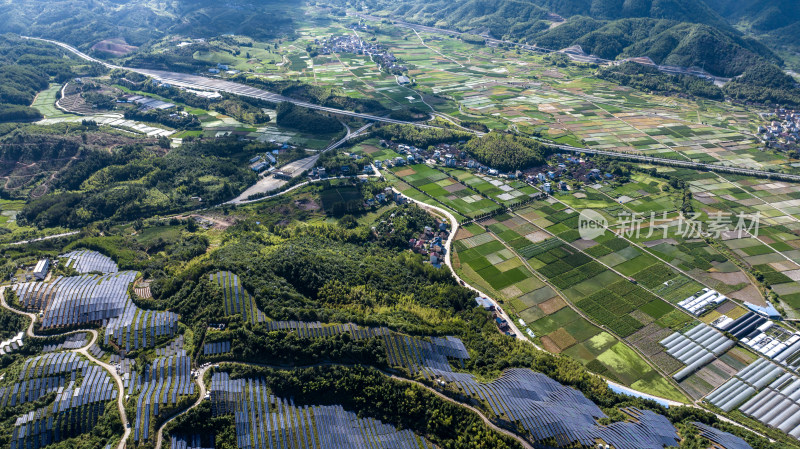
[249,143,299,173]
[318,32,407,74]
[758,110,800,151]
[408,221,450,267]
[366,187,406,208]
[208,63,240,75]
[476,297,518,336]
[376,140,616,195]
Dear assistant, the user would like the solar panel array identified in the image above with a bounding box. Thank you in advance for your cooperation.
[43,333,88,352]
[706,358,785,412]
[12,271,136,328]
[738,371,800,439]
[204,341,231,355]
[171,434,215,449]
[132,351,195,442]
[381,333,469,374]
[7,353,117,449]
[660,323,735,381]
[424,368,679,449]
[692,422,753,449]
[207,319,471,374]
[211,272,266,324]
[60,250,119,274]
[209,372,434,449]
[105,303,179,353]
[89,343,105,359]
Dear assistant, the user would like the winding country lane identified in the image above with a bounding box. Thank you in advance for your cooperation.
[0,287,131,449]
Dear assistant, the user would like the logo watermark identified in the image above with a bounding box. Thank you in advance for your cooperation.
[578,209,607,240]
[576,209,760,240]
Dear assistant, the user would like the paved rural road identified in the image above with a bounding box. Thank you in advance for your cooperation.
[229,123,374,203]
[27,37,799,183]
[150,359,535,449]
[0,287,132,449]
[6,231,80,246]
[23,37,446,130]
[153,365,210,449]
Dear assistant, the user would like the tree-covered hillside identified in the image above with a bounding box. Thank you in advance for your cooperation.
[0,0,302,50]
[349,0,783,77]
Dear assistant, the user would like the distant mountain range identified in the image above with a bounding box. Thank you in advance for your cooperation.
[0,0,300,49]
[358,0,799,76]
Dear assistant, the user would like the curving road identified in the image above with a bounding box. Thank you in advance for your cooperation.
[27,37,795,183]
[22,37,448,130]
[0,287,131,449]
[153,365,209,449]
[150,360,534,449]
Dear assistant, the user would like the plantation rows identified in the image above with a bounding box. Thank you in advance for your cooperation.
[577,289,652,338]
[516,238,563,260]
[209,373,434,449]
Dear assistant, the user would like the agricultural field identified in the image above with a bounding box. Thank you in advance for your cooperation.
[390,164,500,218]
[644,167,800,316]
[31,84,70,118]
[147,12,794,171]
[453,212,689,402]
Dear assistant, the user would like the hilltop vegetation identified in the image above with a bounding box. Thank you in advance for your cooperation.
[0,0,302,50]
[350,0,786,78]
[0,35,104,123]
[18,138,259,228]
[464,132,548,172]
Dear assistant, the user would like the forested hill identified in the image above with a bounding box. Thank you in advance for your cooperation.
[534,17,777,77]
[0,0,301,50]
[352,0,785,77]
[704,0,800,34]
[380,0,728,30]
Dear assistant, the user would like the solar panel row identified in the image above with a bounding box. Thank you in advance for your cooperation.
[9,355,118,449]
[12,271,135,328]
[60,250,119,274]
[133,353,195,442]
[170,434,216,449]
[43,333,88,353]
[211,272,267,325]
[423,368,679,449]
[204,341,231,356]
[692,422,753,449]
[209,372,433,449]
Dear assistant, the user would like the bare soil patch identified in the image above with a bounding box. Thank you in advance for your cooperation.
[540,335,561,353]
[444,183,466,193]
[708,271,749,286]
[729,284,765,306]
[395,168,417,177]
[547,328,577,351]
[91,38,138,56]
[538,296,566,315]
